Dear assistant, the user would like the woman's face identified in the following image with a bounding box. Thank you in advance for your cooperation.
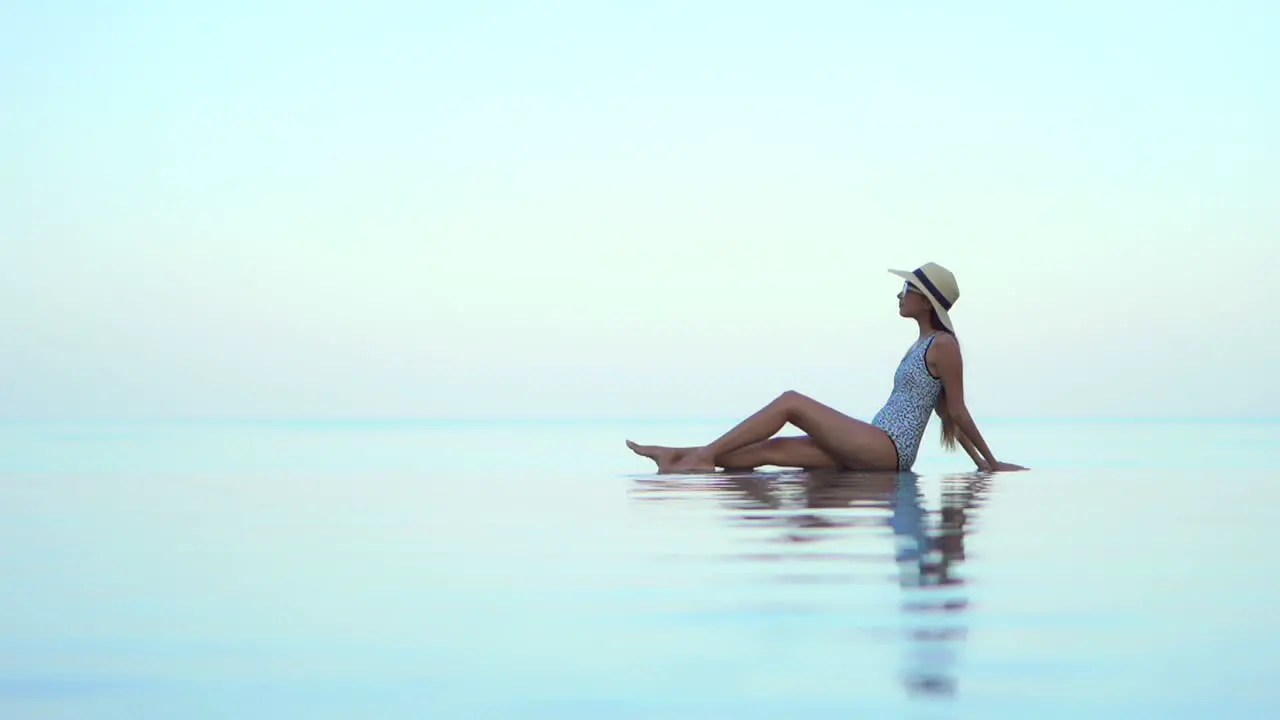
[897,281,930,317]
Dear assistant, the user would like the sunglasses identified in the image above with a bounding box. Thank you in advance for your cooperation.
[897,282,924,300]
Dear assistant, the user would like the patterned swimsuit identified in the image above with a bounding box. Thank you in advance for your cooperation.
[871,334,943,471]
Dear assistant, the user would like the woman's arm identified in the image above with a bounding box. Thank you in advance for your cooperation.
[934,399,989,470]
[956,429,990,471]
[931,335,1027,472]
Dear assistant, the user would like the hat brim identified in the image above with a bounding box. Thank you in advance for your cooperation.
[889,269,955,332]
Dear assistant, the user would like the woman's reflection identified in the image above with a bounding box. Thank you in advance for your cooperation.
[660,469,991,700]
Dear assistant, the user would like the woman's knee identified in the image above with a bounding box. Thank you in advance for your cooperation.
[777,390,809,411]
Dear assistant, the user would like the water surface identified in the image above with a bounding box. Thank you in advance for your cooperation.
[1,419,1277,718]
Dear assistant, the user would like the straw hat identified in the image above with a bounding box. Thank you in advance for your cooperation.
[889,262,959,332]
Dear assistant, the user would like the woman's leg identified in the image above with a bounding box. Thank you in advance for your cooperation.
[718,436,841,471]
[628,436,840,472]
[626,441,693,472]
[667,390,899,473]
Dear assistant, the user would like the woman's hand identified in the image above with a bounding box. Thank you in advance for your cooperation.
[991,461,1028,472]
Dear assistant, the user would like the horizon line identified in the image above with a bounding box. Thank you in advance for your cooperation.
[0,415,1275,425]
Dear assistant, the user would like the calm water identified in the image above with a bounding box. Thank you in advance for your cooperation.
[2,419,1278,719]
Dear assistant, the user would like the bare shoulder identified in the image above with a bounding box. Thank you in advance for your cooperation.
[930,332,961,358]
[926,333,963,374]
[931,332,960,349]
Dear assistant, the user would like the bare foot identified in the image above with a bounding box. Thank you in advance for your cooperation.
[666,447,718,474]
[626,440,681,473]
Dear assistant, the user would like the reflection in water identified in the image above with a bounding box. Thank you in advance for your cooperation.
[890,472,988,698]
[629,469,992,701]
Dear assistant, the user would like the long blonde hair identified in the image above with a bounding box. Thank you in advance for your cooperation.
[931,308,960,452]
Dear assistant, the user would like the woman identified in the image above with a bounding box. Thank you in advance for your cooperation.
[627,262,1028,474]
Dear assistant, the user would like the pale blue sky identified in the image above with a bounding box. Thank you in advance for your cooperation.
[2,0,1276,420]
